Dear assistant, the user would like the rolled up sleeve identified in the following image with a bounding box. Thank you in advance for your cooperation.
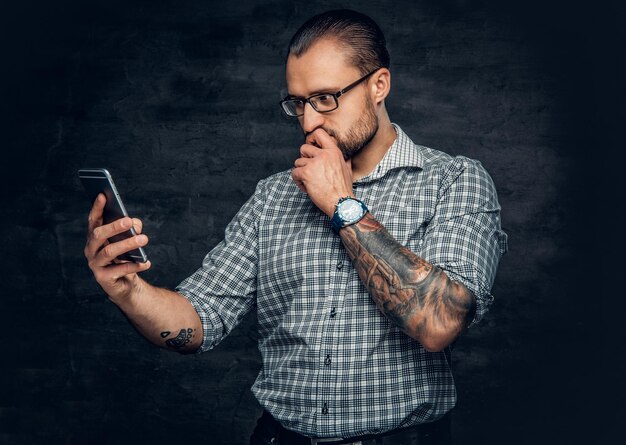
[420,157,508,326]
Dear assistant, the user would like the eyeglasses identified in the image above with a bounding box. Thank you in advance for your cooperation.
[280,68,380,117]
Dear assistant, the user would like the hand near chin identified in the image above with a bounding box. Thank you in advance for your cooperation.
[291,128,354,217]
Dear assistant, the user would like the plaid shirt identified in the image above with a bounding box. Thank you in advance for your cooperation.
[176,124,508,438]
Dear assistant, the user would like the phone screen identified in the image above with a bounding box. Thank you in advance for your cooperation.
[78,168,148,263]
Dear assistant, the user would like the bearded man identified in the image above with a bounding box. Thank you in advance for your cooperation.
[84,9,507,445]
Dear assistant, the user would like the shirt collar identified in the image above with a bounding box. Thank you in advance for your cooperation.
[354,123,423,184]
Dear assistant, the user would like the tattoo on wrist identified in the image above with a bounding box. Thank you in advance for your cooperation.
[160,328,195,349]
[340,214,474,337]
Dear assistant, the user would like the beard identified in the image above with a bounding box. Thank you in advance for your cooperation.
[311,96,379,160]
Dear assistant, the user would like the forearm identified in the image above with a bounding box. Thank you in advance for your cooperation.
[109,277,203,353]
[340,213,475,351]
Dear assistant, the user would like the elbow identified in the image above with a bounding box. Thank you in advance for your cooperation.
[419,335,454,353]
[418,285,475,352]
[405,322,460,352]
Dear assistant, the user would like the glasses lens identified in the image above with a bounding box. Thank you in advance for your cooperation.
[281,100,304,116]
[310,94,337,112]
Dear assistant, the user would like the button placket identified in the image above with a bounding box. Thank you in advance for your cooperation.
[317,239,342,432]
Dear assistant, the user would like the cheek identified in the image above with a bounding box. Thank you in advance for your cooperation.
[323,115,352,138]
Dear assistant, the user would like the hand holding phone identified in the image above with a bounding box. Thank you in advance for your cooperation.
[79,168,148,263]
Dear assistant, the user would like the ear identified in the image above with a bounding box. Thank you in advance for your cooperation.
[369,68,391,105]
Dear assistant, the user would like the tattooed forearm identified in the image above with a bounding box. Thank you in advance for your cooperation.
[340,213,475,350]
[160,328,196,350]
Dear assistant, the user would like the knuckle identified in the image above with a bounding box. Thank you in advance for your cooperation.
[92,226,103,240]
[102,244,115,259]
[89,262,102,278]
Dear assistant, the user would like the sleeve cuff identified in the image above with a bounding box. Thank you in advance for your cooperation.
[440,267,493,328]
[175,287,219,353]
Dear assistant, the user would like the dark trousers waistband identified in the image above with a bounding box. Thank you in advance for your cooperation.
[250,410,452,445]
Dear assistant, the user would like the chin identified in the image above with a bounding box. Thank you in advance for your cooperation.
[339,128,378,161]
[339,145,361,160]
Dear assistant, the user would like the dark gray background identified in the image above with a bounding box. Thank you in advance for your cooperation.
[0,0,622,444]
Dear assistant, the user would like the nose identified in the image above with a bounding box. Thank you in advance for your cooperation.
[300,102,325,134]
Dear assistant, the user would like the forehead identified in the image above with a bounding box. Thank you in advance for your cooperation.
[285,38,360,95]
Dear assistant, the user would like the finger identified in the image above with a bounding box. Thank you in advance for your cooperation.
[101,260,152,281]
[307,128,336,150]
[291,168,307,193]
[131,218,143,235]
[300,144,320,158]
[294,157,310,168]
[294,180,306,193]
[96,217,133,241]
[87,193,106,233]
[86,217,134,260]
[94,233,149,267]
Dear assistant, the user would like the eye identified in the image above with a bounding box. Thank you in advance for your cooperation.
[316,94,333,104]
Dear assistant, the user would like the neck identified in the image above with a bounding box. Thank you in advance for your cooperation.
[351,112,396,181]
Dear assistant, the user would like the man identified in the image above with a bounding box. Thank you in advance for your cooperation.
[84,9,507,445]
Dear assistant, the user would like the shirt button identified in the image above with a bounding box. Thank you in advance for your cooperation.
[336,261,343,270]
[330,307,337,318]
[324,354,331,366]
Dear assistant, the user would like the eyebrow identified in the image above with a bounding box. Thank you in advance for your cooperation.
[285,87,341,100]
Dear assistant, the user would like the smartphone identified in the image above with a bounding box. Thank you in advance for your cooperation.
[78,168,148,263]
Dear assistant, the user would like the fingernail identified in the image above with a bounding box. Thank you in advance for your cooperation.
[137,234,147,243]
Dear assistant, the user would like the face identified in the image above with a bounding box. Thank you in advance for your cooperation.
[285,39,379,159]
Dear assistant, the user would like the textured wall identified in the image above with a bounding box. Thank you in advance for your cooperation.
[0,0,621,444]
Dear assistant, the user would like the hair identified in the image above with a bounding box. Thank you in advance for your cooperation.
[287,9,390,75]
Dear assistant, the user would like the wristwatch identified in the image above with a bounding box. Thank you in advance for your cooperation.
[330,197,369,233]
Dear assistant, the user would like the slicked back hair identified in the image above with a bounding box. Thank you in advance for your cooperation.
[287,9,390,76]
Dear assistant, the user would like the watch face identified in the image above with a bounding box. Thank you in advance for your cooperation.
[338,199,364,223]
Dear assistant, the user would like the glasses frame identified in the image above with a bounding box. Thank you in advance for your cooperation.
[280,68,380,117]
